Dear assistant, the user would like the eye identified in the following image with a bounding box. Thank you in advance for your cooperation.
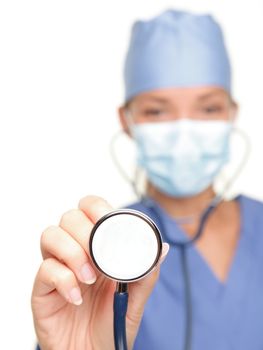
[143,108,164,116]
[202,105,224,114]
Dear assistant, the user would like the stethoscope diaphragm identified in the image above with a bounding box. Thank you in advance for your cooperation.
[89,209,163,282]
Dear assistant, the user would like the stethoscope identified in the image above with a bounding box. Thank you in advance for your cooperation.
[89,196,221,350]
[34,124,251,350]
[89,124,250,350]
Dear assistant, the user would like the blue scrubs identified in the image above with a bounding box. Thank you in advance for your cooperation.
[127,195,263,350]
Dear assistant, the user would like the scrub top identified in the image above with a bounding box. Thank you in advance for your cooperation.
[127,195,263,350]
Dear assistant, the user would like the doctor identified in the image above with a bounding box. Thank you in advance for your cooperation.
[32,10,263,350]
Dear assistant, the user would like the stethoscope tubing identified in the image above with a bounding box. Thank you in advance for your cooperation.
[114,283,129,350]
[144,197,221,350]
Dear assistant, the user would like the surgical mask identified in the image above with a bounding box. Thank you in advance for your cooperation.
[131,119,233,197]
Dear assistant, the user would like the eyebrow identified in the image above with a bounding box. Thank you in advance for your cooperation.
[136,97,169,104]
[126,91,228,108]
[141,92,225,102]
[197,92,226,101]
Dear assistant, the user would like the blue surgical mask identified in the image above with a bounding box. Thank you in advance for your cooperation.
[131,119,232,197]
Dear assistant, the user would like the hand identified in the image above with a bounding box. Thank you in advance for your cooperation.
[31,196,169,350]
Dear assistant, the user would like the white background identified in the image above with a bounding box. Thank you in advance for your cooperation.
[0,0,262,348]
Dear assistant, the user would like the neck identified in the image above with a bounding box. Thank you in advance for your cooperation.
[146,183,216,219]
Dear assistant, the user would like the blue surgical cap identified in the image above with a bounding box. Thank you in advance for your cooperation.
[124,10,231,102]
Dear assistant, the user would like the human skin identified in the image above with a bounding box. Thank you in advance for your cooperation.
[31,86,239,349]
[118,86,240,282]
[31,196,169,350]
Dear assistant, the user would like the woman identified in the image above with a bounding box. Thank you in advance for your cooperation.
[32,10,263,350]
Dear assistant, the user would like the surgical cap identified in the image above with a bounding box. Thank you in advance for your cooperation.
[124,10,231,102]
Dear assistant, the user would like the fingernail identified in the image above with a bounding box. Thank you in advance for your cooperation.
[80,263,96,284]
[69,287,83,305]
[160,243,170,263]
[162,243,170,256]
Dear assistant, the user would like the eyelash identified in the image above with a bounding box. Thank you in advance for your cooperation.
[140,106,225,117]
[144,109,164,116]
[203,106,223,113]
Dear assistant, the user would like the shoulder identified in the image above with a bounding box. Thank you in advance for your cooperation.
[237,195,263,264]
[239,194,263,218]
[238,194,263,244]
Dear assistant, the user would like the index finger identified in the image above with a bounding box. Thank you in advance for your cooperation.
[58,196,114,257]
[78,195,114,223]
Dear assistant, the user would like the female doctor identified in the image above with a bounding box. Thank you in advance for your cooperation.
[31,10,263,350]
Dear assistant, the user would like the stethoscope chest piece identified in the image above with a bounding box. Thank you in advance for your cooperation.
[90,209,163,282]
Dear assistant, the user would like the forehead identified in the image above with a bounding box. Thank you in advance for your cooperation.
[129,86,230,105]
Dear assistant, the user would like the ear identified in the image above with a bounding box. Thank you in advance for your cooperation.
[118,106,132,137]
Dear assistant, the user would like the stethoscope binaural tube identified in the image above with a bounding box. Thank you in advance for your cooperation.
[89,209,163,350]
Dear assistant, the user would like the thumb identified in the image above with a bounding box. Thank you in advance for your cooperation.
[125,243,169,343]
